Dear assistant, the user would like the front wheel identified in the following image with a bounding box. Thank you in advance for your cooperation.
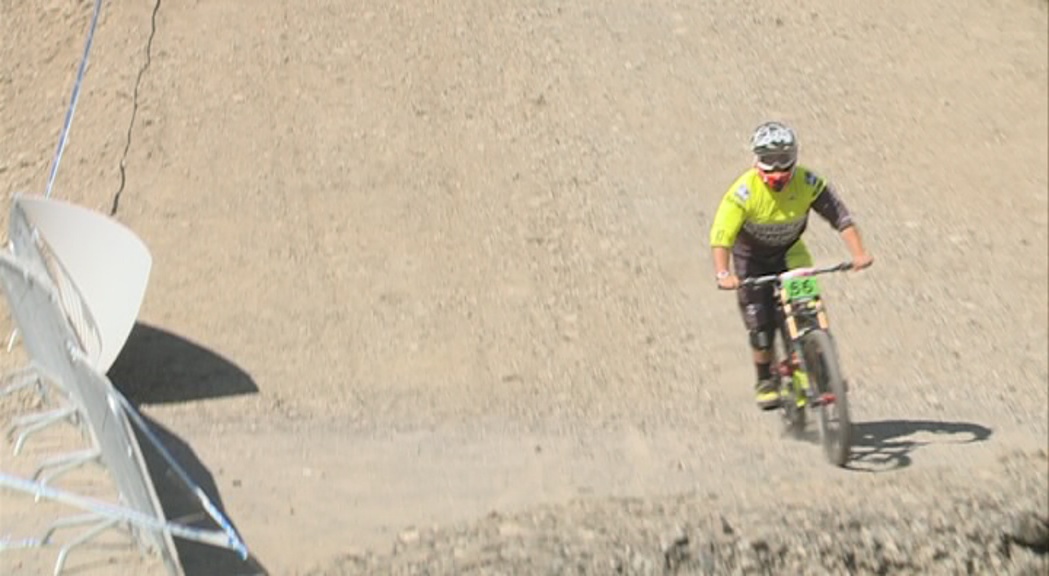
[777,337,805,436]
[800,329,852,467]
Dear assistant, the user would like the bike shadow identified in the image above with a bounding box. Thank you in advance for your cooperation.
[844,419,993,472]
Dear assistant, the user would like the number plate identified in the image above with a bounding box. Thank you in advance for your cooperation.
[783,276,821,301]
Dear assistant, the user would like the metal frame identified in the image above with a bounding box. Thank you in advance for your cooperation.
[0,198,252,575]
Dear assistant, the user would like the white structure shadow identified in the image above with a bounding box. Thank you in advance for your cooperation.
[0,194,249,575]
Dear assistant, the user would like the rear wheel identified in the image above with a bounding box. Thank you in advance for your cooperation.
[800,329,852,467]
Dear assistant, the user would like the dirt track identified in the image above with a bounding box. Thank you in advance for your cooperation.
[1,0,1047,574]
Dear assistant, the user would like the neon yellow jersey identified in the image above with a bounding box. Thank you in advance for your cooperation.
[709,165,852,261]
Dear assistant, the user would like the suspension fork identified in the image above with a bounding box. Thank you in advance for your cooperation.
[772,300,801,380]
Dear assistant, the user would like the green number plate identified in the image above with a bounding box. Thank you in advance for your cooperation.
[783,276,822,301]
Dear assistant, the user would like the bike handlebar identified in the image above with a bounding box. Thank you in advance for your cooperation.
[738,261,854,289]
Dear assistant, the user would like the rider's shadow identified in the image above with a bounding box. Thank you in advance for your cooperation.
[845,419,993,472]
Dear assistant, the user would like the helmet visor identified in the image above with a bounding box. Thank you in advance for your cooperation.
[756,151,795,172]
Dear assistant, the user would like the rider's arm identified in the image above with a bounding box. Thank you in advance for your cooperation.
[712,246,732,277]
[811,179,871,264]
[839,225,868,260]
[709,187,747,275]
[810,181,854,231]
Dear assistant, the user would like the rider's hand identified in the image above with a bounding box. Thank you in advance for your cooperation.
[851,252,874,271]
[716,273,740,290]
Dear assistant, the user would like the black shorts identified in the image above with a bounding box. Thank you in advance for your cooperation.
[733,241,813,333]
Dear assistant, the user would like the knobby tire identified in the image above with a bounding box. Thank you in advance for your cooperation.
[801,329,852,467]
[778,336,805,434]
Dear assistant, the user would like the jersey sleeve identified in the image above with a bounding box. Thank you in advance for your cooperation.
[709,180,750,248]
[802,168,828,200]
[805,170,854,231]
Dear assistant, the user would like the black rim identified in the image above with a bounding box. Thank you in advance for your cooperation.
[779,342,804,430]
[811,345,844,454]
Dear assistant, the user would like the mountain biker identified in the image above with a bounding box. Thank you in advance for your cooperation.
[709,121,874,410]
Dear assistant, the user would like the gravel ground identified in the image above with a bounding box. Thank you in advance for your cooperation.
[309,448,1048,575]
[1,1,1046,575]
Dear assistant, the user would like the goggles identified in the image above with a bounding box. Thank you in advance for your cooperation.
[755,151,796,172]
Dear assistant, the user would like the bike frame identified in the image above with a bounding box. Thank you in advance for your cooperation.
[741,262,852,405]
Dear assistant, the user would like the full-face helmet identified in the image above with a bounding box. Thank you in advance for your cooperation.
[750,121,798,191]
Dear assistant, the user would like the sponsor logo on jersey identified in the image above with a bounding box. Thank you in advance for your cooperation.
[741,218,808,247]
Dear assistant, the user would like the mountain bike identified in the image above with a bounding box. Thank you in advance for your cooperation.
[740,262,855,467]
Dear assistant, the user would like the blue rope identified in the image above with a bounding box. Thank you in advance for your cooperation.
[45,0,104,199]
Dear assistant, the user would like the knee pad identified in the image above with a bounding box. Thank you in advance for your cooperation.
[749,327,774,351]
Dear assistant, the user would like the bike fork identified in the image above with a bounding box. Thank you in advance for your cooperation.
[779,346,837,408]
[775,351,805,407]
